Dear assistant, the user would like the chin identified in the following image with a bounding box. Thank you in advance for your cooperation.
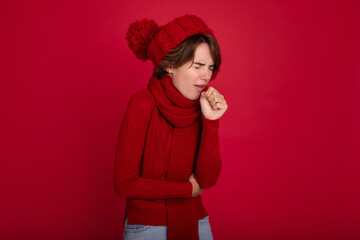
[181,89,199,100]
[190,94,200,101]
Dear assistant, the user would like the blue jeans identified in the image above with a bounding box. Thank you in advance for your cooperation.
[123,216,214,240]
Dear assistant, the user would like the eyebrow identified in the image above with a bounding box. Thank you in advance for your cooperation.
[194,62,215,67]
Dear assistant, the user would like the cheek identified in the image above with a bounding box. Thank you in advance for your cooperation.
[185,69,200,83]
[174,68,200,90]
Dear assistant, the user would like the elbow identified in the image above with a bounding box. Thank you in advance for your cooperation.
[114,180,127,197]
[195,165,222,189]
[196,175,220,189]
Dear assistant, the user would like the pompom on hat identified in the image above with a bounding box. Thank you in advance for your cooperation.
[125,14,216,66]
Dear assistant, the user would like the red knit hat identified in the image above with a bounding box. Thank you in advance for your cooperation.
[125,14,216,66]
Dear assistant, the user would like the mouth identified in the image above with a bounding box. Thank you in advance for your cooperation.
[194,84,206,92]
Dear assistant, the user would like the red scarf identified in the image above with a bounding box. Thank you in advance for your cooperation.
[147,74,209,240]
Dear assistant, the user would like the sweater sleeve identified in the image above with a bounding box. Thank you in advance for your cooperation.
[114,91,193,199]
[194,114,222,189]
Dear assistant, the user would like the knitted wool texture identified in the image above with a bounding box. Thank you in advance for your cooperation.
[125,14,216,66]
[148,74,209,240]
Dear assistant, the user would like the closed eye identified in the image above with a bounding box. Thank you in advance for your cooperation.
[194,66,213,71]
[194,62,214,70]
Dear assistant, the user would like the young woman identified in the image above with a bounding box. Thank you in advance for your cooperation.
[114,14,228,240]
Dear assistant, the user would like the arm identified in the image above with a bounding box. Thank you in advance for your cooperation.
[114,91,193,199]
[194,114,222,189]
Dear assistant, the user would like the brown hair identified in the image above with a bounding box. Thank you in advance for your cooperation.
[153,34,221,80]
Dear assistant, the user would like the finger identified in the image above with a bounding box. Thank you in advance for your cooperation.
[207,90,217,102]
[208,90,224,102]
[210,95,225,105]
[213,102,227,110]
[210,95,226,106]
[210,98,217,106]
[209,87,220,96]
[206,87,214,98]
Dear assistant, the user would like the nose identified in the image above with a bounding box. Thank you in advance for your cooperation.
[201,68,212,82]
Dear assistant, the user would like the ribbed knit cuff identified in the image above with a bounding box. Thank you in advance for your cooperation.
[166,180,193,198]
[201,114,219,129]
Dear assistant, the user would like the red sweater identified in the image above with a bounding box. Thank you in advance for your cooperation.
[114,87,222,237]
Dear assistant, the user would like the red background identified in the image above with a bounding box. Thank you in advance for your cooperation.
[1,0,359,239]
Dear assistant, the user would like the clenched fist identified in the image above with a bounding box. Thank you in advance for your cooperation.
[189,173,203,197]
[200,87,228,120]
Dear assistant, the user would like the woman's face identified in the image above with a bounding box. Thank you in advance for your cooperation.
[167,42,214,100]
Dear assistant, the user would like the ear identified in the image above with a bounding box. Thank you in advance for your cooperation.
[166,66,173,74]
